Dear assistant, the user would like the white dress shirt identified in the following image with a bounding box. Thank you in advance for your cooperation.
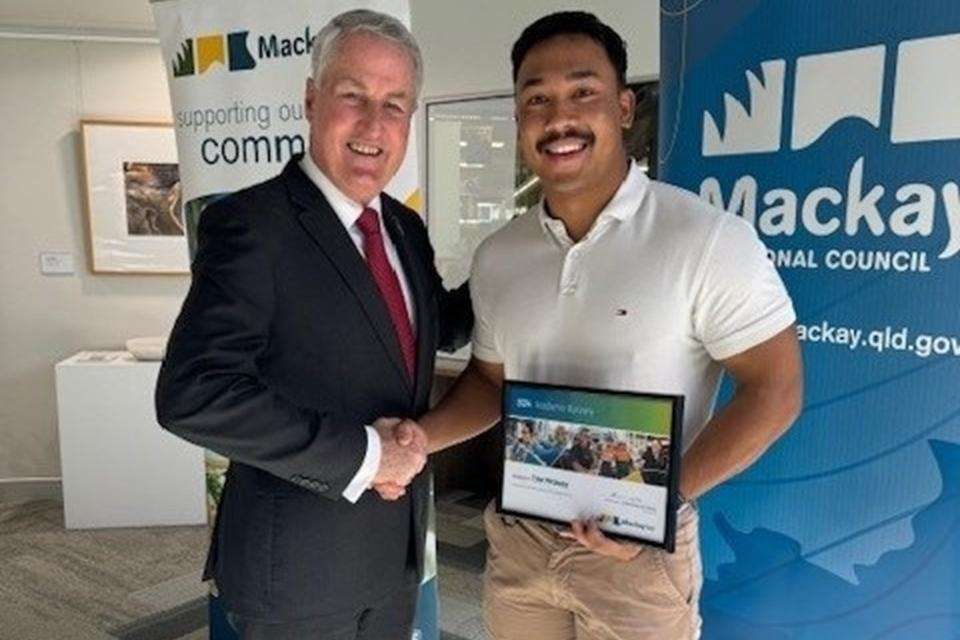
[299,154,416,502]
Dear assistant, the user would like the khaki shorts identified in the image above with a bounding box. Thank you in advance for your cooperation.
[483,501,702,640]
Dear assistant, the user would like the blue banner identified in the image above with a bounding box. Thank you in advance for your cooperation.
[659,1,960,638]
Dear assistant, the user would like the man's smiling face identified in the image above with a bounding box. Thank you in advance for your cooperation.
[305,31,416,204]
[514,34,634,195]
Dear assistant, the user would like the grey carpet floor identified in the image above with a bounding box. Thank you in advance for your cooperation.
[0,499,208,640]
[0,495,488,640]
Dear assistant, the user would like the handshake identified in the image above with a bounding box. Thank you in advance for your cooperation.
[371,417,428,500]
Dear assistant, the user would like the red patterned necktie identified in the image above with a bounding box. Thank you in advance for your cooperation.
[356,207,417,382]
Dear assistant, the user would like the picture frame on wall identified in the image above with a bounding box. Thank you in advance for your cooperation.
[79,120,188,274]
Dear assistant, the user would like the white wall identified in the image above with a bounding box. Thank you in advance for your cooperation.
[0,39,189,482]
[412,0,660,98]
[0,0,153,30]
[0,0,659,484]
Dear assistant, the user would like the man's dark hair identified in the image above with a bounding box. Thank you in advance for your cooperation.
[511,11,628,86]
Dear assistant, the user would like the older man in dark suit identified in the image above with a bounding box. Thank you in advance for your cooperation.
[156,9,471,639]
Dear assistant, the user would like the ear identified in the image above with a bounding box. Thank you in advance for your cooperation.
[618,86,636,129]
[304,77,317,114]
[513,103,520,139]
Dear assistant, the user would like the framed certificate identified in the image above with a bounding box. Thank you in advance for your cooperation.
[498,380,684,551]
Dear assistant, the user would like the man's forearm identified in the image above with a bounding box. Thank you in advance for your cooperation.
[680,380,801,500]
[421,362,501,453]
[438,281,474,353]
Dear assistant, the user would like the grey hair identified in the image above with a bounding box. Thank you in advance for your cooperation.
[310,9,423,98]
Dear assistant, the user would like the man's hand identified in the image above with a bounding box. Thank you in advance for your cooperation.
[372,418,427,500]
[391,418,428,452]
[560,518,641,562]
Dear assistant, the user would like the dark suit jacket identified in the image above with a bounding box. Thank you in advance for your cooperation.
[155,156,472,621]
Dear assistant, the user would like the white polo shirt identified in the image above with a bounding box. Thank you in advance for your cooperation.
[470,161,796,451]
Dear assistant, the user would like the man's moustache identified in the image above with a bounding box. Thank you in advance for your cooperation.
[536,131,594,152]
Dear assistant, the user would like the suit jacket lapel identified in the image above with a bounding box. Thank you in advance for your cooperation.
[382,202,433,404]
[283,160,412,392]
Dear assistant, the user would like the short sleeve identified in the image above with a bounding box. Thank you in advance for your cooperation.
[468,246,503,364]
[692,215,796,361]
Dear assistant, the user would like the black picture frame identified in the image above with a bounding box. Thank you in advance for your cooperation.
[496,379,684,552]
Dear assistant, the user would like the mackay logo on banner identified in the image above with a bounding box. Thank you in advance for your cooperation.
[170,28,317,77]
[660,1,960,638]
[699,37,960,270]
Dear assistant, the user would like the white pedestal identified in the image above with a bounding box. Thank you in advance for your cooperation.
[55,351,207,529]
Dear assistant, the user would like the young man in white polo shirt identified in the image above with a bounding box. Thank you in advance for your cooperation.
[379,11,803,639]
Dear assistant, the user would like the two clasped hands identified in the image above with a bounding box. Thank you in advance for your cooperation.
[367,417,642,561]
[370,417,429,501]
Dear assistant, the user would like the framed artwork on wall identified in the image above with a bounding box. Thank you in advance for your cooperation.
[79,120,188,274]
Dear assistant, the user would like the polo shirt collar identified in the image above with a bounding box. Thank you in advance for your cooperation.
[604,159,648,222]
[537,159,648,238]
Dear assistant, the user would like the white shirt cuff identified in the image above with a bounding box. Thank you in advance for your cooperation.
[341,426,382,503]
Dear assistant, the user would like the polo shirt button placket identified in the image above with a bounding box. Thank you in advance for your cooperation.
[560,247,582,296]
